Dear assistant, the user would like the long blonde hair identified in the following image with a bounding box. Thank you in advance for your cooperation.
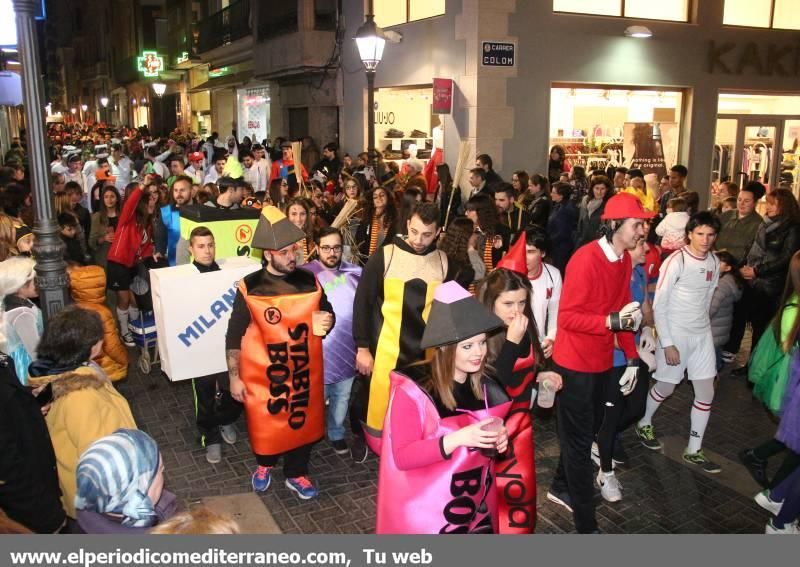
[150,506,240,535]
[423,341,485,411]
[0,256,37,352]
[0,214,17,260]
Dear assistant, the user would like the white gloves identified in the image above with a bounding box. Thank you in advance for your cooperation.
[639,326,656,352]
[638,326,656,371]
[607,302,643,332]
[619,361,638,396]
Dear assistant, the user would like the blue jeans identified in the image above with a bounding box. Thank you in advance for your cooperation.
[325,377,355,441]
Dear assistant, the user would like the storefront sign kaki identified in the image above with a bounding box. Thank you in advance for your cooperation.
[708,40,800,76]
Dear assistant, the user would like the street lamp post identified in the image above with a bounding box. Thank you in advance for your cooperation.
[100,96,109,125]
[354,2,386,168]
[13,0,69,320]
[152,83,166,136]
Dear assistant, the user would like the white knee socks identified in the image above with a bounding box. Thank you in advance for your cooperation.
[638,382,676,427]
[688,379,715,454]
[116,307,129,333]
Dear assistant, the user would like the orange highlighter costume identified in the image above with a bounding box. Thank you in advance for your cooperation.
[225,206,334,493]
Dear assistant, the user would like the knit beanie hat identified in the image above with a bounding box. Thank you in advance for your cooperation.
[75,429,161,527]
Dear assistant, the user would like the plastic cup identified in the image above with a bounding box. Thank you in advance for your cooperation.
[537,377,556,409]
[312,311,329,336]
[480,416,503,457]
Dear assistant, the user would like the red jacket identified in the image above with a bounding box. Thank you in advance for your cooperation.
[106,186,153,268]
[552,240,637,373]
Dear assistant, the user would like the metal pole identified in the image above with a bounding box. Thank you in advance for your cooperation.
[366,70,375,167]
[13,0,69,320]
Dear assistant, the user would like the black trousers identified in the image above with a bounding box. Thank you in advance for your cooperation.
[726,286,780,357]
[749,288,781,354]
[256,442,314,478]
[349,373,371,441]
[551,363,602,533]
[192,374,243,447]
[593,362,649,472]
[724,286,751,354]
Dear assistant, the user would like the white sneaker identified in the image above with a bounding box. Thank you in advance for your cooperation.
[591,442,615,470]
[765,520,799,534]
[755,490,783,516]
[596,470,623,502]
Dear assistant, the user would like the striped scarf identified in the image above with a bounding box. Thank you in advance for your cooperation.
[368,214,385,256]
[74,429,160,528]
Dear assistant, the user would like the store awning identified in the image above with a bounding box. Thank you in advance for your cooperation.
[189,71,252,93]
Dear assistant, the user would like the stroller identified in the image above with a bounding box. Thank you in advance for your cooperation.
[129,258,165,374]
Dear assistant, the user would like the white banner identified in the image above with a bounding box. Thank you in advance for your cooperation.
[151,257,261,381]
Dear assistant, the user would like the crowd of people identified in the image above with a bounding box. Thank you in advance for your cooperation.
[1,122,799,536]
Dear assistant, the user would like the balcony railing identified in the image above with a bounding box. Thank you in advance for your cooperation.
[198,0,252,53]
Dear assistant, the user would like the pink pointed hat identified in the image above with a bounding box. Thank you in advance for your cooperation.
[420,281,503,349]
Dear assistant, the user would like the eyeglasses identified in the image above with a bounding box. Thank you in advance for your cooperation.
[319,245,342,253]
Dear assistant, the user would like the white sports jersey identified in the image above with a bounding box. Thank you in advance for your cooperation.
[653,247,720,347]
[529,262,562,342]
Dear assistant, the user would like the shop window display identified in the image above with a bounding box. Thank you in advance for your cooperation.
[237,87,270,146]
[713,94,800,202]
[549,87,683,179]
[553,0,688,21]
[374,85,440,165]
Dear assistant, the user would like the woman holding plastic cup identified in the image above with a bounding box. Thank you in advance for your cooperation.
[477,236,563,534]
[374,281,511,534]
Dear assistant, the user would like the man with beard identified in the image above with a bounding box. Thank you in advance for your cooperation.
[305,227,362,455]
[226,206,335,499]
[546,193,651,533]
[352,203,453,461]
[203,152,227,186]
[155,175,194,266]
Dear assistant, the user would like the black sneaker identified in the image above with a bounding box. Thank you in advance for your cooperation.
[546,489,573,513]
[739,449,769,488]
[331,439,348,455]
[613,439,629,466]
[350,437,368,463]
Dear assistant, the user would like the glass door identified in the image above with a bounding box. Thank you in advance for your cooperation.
[782,120,800,199]
[711,118,737,207]
[737,120,780,190]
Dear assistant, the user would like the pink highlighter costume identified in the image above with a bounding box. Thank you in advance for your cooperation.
[373,281,511,534]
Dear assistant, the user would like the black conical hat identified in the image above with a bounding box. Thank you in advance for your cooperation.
[420,281,504,349]
[251,206,306,250]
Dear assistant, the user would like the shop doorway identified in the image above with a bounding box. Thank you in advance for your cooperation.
[713,94,800,203]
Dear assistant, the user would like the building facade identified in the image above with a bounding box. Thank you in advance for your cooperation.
[341,0,800,204]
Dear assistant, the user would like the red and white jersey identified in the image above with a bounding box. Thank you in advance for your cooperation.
[653,247,720,347]
[529,262,562,342]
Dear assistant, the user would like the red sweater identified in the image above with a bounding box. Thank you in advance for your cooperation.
[106,186,153,268]
[552,240,637,373]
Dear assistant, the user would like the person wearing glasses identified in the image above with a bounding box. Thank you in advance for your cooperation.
[305,227,362,456]
[226,206,335,499]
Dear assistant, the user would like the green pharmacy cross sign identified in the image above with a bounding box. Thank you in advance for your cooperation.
[137,51,165,77]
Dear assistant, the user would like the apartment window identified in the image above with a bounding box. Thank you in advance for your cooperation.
[315,0,337,30]
[553,0,689,22]
[374,0,445,28]
[723,0,800,30]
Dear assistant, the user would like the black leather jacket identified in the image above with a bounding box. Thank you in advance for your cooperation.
[748,216,800,296]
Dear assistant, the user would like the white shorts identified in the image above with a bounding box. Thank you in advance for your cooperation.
[654,332,717,384]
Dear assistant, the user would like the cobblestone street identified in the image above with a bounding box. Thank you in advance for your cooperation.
[118,343,777,534]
